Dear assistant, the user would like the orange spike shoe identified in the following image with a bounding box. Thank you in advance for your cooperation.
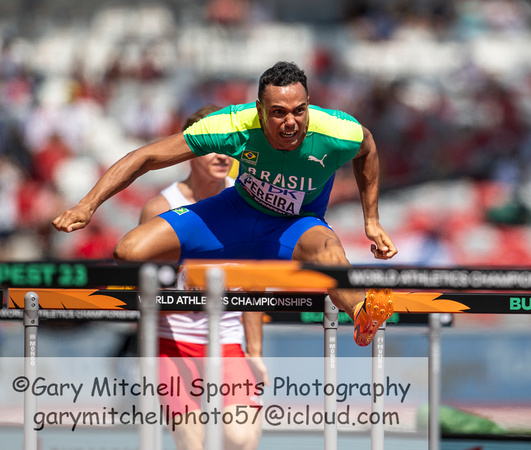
[353,288,394,346]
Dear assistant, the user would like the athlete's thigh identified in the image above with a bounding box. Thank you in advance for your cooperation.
[159,189,255,259]
[220,344,260,408]
[114,216,182,262]
[274,216,332,260]
[292,224,349,264]
[159,339,204,414]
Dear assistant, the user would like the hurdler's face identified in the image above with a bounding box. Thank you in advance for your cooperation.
[256,82,309,152]
[191,153,232,180]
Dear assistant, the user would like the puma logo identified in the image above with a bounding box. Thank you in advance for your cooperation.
[308,154,327,167]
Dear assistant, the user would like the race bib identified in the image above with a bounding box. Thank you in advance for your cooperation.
[240,172,305,215]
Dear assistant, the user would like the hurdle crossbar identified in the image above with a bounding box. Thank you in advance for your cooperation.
[2,259,531,290]
[4,288,531,314]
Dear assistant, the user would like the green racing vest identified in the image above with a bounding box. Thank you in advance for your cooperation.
[184,102,363,217]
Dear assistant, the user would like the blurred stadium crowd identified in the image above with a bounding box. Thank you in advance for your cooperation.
[0,0,530,266]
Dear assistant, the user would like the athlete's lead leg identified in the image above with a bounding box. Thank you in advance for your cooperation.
[292,225,364,315]
[292,226,393,346]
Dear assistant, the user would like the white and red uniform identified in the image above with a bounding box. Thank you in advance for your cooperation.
[157,179,259,413]
[158,179,243,346]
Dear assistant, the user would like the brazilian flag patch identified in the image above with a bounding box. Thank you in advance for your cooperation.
[173,207,189,215]
[242,150,259,165]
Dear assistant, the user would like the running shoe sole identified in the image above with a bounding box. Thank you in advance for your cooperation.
[353,288,394,346]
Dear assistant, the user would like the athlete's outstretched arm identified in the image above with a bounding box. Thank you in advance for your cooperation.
[53,133,196,233]
[353,126,397,260]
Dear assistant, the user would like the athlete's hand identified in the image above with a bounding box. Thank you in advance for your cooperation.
[365,221,398,260]
[245,354,270,387]
[52,204,93,233]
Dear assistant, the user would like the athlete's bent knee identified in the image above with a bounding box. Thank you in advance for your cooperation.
[320,238,349,264]
[113,234,140,263]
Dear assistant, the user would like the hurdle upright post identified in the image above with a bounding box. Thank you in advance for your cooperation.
[23,291,39,450]
[371,324,386,450]
[429,313,441,450]
[323,295,338,450]
[205,267,225,450]
[138,264,161,450]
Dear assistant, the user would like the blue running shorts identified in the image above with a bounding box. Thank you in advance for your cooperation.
[159,187,332,261]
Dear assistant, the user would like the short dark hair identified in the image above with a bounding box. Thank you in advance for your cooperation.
[182,104,220,131]
[258,61,308,102]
